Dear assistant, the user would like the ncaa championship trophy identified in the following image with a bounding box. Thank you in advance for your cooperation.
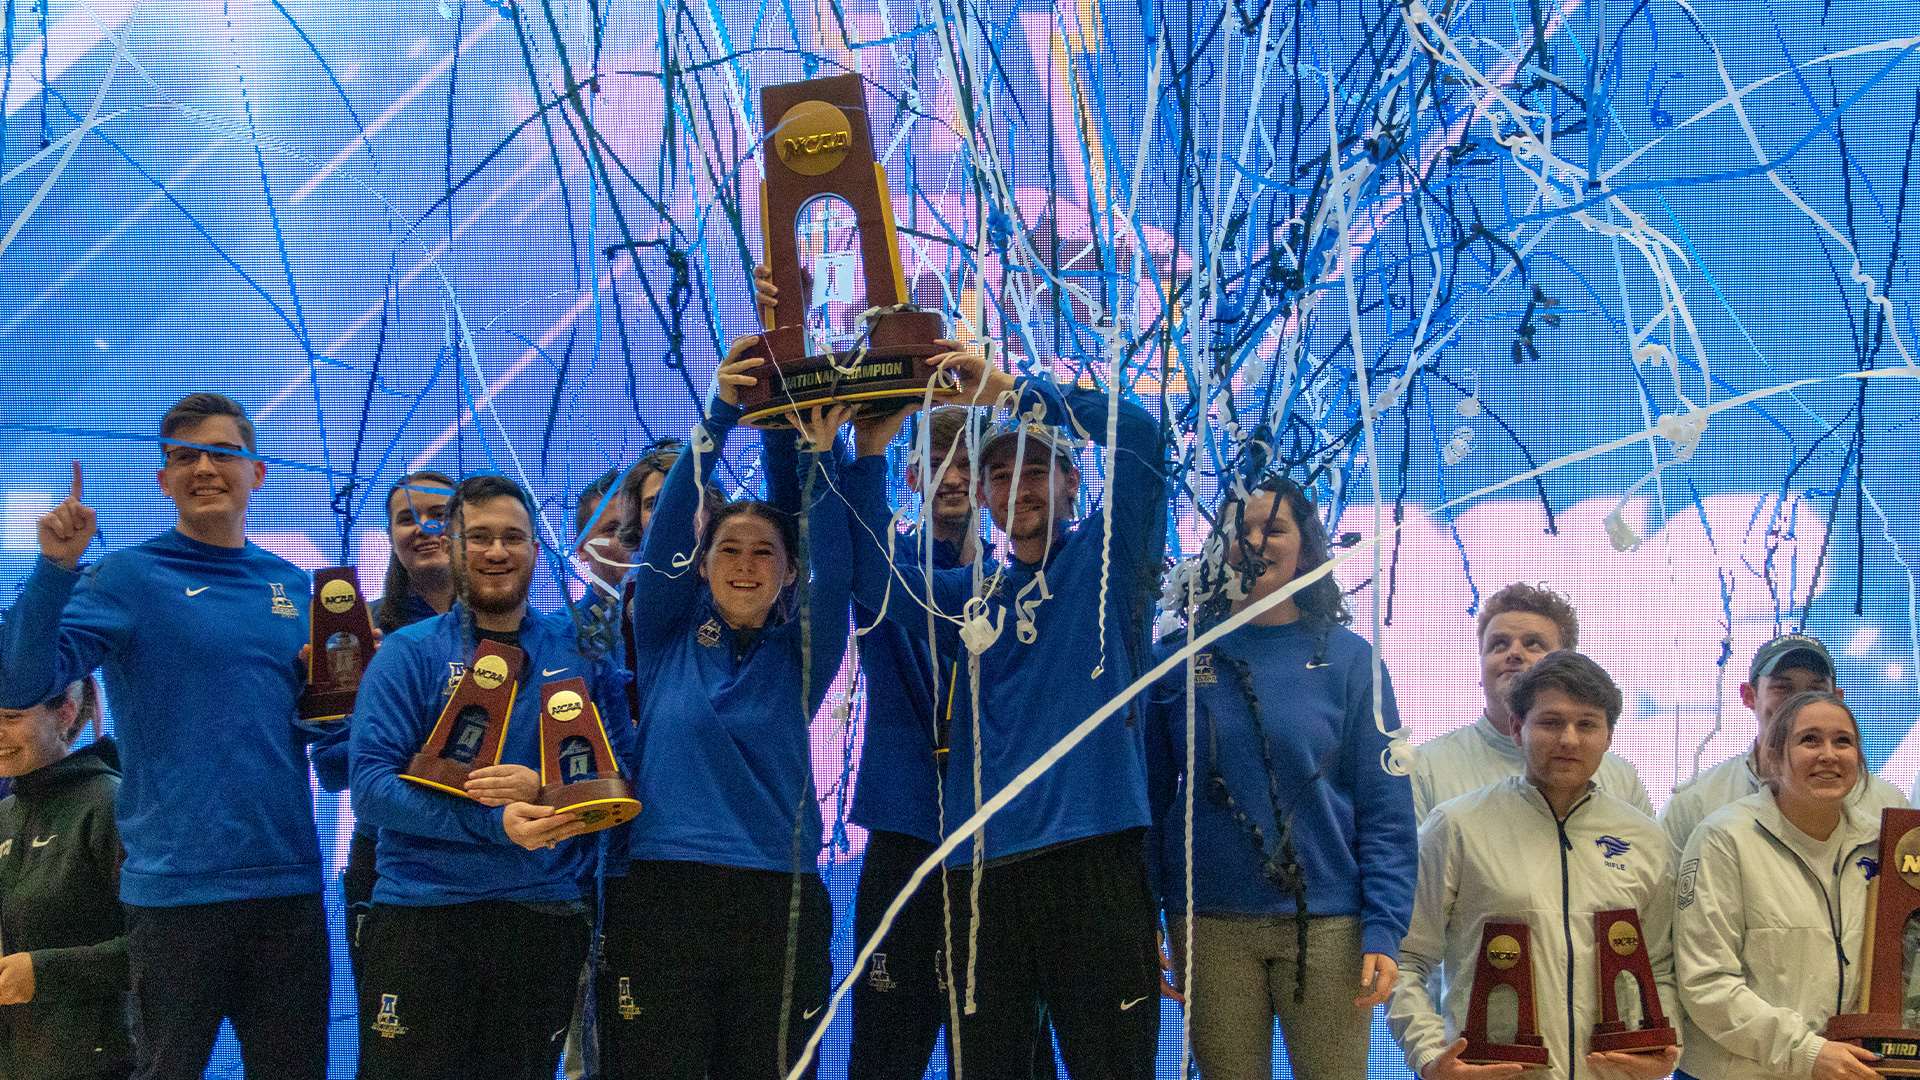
[401,639,524,797]
[534,677,639,833]
[1461,920,1551,1066]
[1825,808,1920,1075]
[735,72,956,428]
[1587,908,1678,1053]
[297,567,376,722]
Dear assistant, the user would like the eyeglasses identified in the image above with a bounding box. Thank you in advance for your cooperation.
[456,530,533,553]
[163,444,246,468]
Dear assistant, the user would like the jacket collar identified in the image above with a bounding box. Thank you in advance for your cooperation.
[11,737,119,800]
[1474,713,1523,764]
[1750,787,1879,857]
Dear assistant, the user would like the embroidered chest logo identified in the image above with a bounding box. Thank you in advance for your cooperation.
[695,618,722,648]
[373,994,408,1039]
[1861,856,1882,881]
[1676,858,1699,910]
[868,953,896,993]
[1191,652,1217,686]
[443,662,467,698]
[1595,834,1632,871]
[269,582,299,619]
[616,977,641,1020]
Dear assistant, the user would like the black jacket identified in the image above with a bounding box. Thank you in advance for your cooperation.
[0,738,130,1080]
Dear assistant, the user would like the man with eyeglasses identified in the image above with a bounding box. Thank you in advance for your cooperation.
[0,393,330,1080]
[349,473,632,1080]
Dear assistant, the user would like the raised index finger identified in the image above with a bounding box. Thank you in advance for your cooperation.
[70,460,84,502]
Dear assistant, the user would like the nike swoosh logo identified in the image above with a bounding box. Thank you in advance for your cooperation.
[541,667,569,677]
[802,1006,823,1020]
[185,586,210,597]
[1119,996,1148,1011]
[30,835,55,848]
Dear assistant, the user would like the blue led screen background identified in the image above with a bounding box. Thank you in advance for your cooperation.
[1,0,1918,1076]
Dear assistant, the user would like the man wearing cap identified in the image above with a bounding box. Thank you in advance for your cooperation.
[1658,632,1905,852]
[843,404,1053,1080]
[844,352,1168,1079]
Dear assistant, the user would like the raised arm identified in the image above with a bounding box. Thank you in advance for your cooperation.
[629,396,743,650]
[0,465,122,709]
[348,637,512,847]
[795,442,854,715]
[844,409,970,644]
[1009,372,1169,577]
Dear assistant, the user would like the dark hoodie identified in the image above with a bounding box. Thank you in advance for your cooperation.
[0,738,130,1079]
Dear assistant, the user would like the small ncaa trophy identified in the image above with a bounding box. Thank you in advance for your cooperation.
[401,640,523,797]
[1824,808,1920,1075]
[735,72,956,428]
[534,677,639,833]
[298,568,376,722]
[1461,921,1551,1066]
[1587,908,1678,1053]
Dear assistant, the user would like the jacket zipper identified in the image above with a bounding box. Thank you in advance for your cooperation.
[1554,792,1592,1080]
[1756,822,1855,1016]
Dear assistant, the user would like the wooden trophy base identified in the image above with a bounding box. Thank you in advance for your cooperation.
[401,754,479,799]
[1826,1014,1920,1075]
[297,686,357,725]
[1461,1036,1550,1067]
[738,309,956,429]
[540,778,641,833]
[1589,1023,1678,1053]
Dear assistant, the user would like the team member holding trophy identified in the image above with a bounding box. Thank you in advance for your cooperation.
[597,353,855,1079]
[0,393,330,1080]
[310,469,458,992]
[1388,651,1679,1080]
[1672,691,1885,1080]
[842,348,1170,1079]
[348,474,636,1080]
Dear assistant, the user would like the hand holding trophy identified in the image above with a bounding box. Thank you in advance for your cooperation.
[734,74,959,428]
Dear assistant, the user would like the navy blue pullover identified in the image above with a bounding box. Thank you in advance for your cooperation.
[623,401,854,872]
[349,606,632,906]
[845,375,1168,864]
[0,533,321,906]
[1144,620,1417,958]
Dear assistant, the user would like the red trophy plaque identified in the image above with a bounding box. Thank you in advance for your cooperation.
[535,677,639,834]
[1588,908,1677,1053]
[400,640,524,798]
[1462,921,1550,1066]
[298,567,376,722]
[737,73,956,429]
[1825,808,1920,1075]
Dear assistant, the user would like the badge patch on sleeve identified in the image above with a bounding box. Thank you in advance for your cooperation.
[1676,858,1699,910]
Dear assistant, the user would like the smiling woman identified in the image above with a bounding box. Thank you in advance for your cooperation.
[1674,690,1886,1080]
[0,676,132,1080]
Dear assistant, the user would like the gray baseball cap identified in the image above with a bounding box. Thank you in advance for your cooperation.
[1748,632,1834,684]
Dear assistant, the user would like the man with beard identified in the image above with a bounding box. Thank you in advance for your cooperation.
[349,474,634,1080]
[0,393,330,1080]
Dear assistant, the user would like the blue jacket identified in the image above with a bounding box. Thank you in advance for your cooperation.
[1144,620,1417,959]
[846,375,1168,864]
[765,428,970,845]
[0,533,321,906]
[623,401,854,873]
[349,606,633,906]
